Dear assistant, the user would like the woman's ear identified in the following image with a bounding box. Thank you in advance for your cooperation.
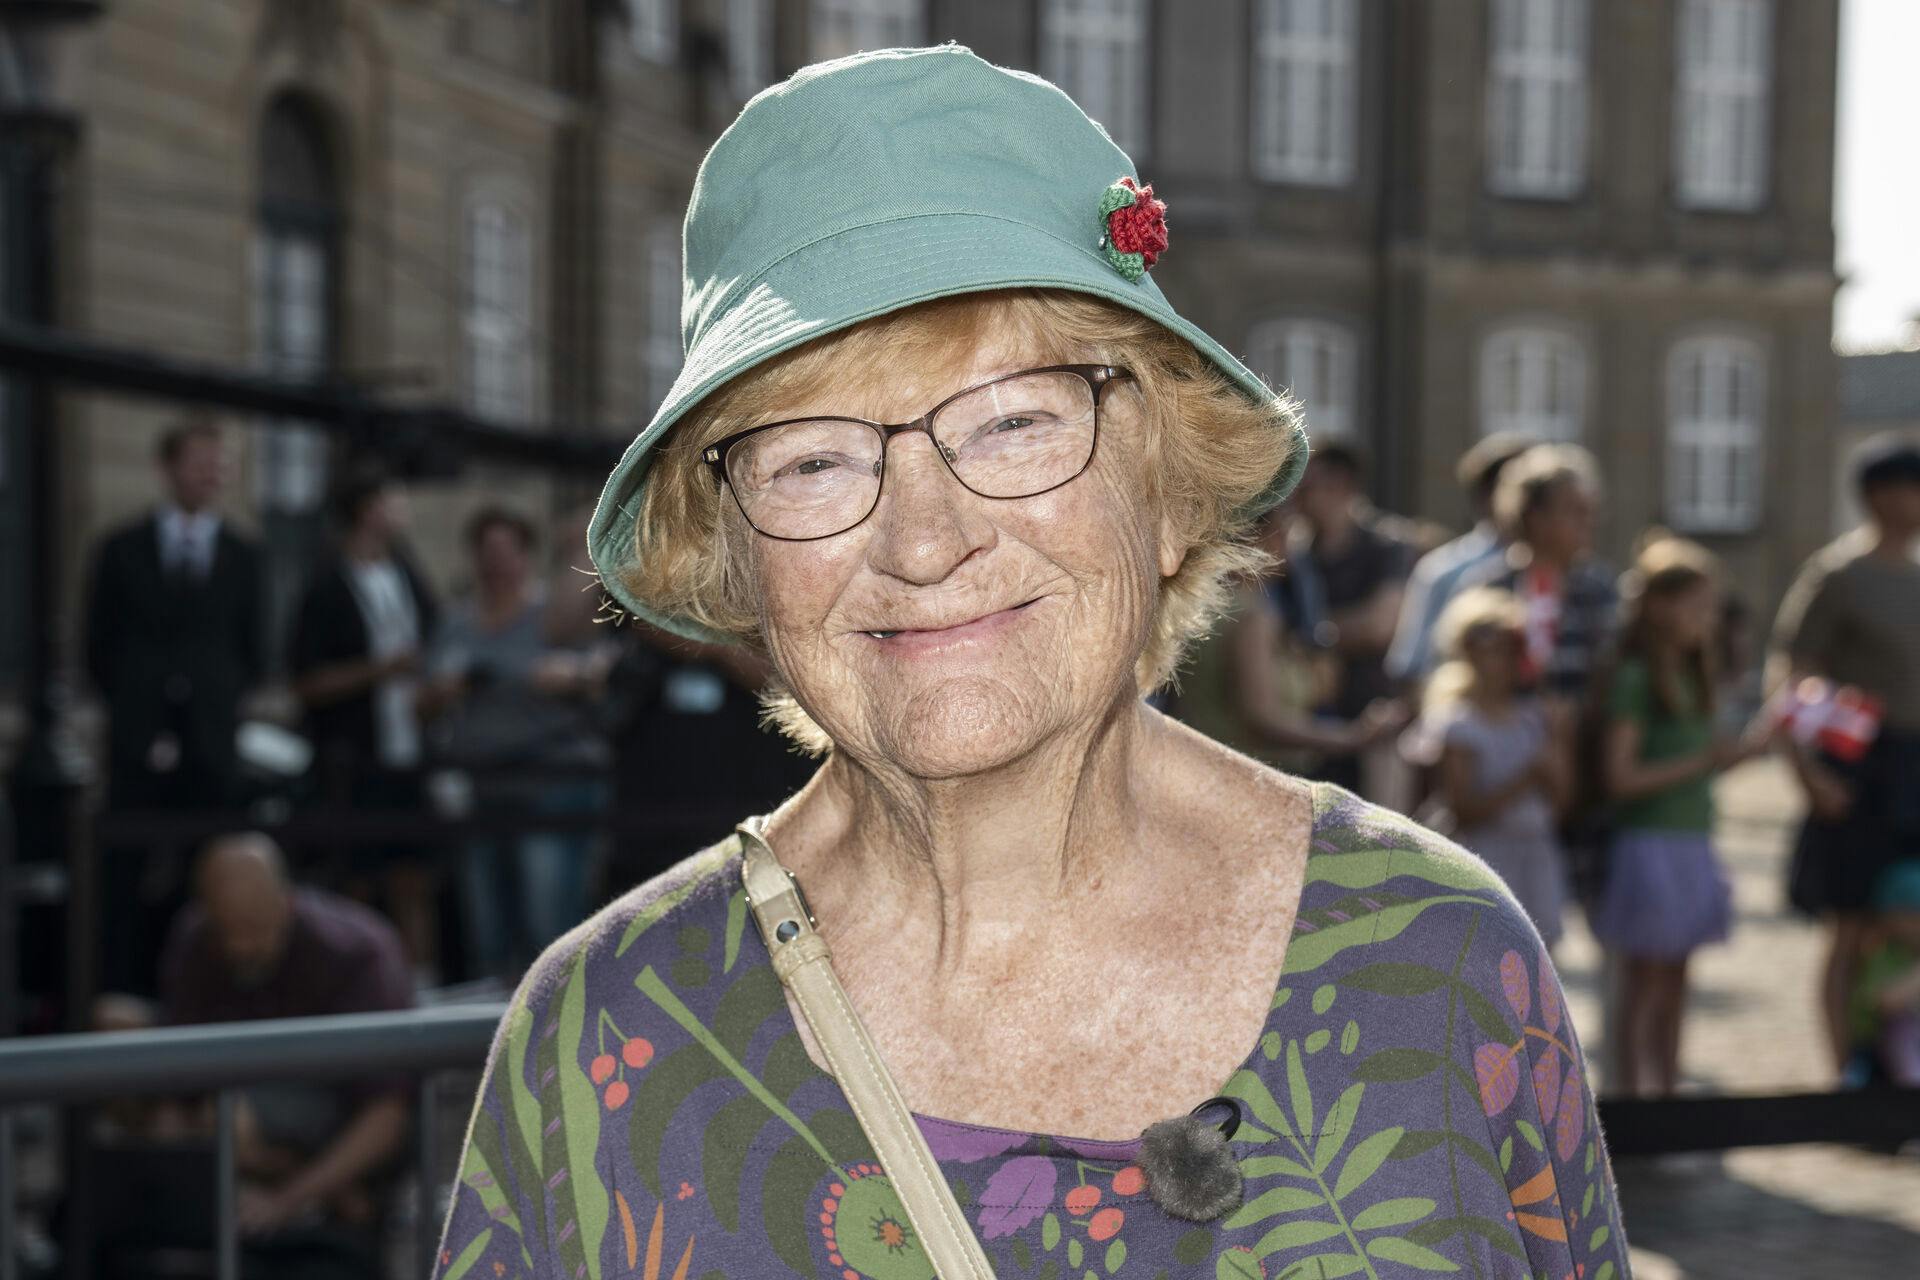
[1157,512,1189,579]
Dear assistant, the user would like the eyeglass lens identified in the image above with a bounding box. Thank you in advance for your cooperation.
[724,369,1101,540]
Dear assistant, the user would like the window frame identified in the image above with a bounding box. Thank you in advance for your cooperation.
[461,188,536,424]
[1665,333,1767,534]
[628,0,680,63]
[1484,0,1591,200]
[1039,0,1153,162]
[1476,323,1589,443]
[808,0,926,63]
[727,0,773,102]
[253,95,340,519]
[1247,316,1361,441]
[1250,0,1360,187]
[1673,0,1772,212]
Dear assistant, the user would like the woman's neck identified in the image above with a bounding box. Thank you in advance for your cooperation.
[773,694,1161,966]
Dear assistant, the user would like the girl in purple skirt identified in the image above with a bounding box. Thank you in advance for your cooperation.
[1592,535,1768,1097]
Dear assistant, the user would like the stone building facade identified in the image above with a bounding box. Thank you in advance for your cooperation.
[951,0,1840,613]
[1835,350,1920,532]
[1,0,1841,708]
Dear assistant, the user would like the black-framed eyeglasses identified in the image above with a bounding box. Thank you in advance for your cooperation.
[701,364,1135,541]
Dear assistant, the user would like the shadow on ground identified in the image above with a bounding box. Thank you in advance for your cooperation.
[1616,1149,1920,1279]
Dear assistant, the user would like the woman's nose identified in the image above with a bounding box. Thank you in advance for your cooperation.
[862,431,993,585]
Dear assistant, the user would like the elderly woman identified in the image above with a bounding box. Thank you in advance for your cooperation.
[436,48,1628,1280]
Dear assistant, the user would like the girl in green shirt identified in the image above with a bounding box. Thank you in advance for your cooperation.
[1590,536,1768,1097]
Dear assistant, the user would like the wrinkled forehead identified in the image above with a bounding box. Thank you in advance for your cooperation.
[734,298,1106,431]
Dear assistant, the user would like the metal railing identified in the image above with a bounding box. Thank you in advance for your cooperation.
[0,1004,503,1280]
[4,995,1920,1280]
[2,774,770,1279]
[44,786,746,1036]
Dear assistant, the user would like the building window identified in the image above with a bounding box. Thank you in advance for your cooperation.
[1667,335,1765,532]
[1251,0,1358,186]
[1486,0,1589,198]
[728,0,773,101]
[254,93,342,664]
[464,194,534,422]
[254,95,337,517]
[1479,325,1586,441]
[629,0,679,62]
[809,0,923,62]
[1248,319,1358,440]
[645,218,682,413]
[1041,0,1151,160]
[1674,0,1771,211]
[0,192,24,686]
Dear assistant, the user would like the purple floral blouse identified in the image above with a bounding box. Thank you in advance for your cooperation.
[434,784,1630,1280]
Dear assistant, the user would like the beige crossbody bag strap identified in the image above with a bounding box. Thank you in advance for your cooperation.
[736,818,997,1280]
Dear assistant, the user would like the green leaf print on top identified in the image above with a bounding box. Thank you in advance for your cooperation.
[630,963,933,1278]
[1283,893,1491,976]
[546,949,609,1280]
[1304,849,1509,895]
[1219,1059,1446,1279]
[431,789,1628,1280]
[501,1000,549,1246]
[457,1110,535,1272]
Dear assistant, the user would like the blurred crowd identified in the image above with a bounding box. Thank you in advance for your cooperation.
[1169,427,1920,1104]
[35,413,1920,1277]
[84,420,814,995]
[62,417,813,1278]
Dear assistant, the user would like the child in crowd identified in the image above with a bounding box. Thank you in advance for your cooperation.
[1844,862,1920,1088]
[1589,535,1764,1097]
[1412,587,1572,948]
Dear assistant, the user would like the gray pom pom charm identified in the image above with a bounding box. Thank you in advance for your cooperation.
[1138,1097,1244,1222]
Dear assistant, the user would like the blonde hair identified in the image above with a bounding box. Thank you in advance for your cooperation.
[1612,529,1722,720]
[618,288,1304,753]
[1425,586,1528,712]
[1491,443,1602,540]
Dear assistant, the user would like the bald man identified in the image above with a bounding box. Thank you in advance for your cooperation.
[158,832,413,1242]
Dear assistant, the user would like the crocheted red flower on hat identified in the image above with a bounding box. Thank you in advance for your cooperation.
[1098,176,1168,282]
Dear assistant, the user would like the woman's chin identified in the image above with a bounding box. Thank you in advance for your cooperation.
[866,678,1060,780]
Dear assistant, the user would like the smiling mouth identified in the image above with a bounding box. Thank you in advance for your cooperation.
[862,598,1040,641]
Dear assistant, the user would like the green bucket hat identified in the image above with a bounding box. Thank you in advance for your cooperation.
[587,43,1309,642]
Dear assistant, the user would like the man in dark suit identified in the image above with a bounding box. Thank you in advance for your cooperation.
[86,418,263,807]
[85,417,263,991]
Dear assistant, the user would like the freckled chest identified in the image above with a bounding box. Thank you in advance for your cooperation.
[787,804,1312,1141]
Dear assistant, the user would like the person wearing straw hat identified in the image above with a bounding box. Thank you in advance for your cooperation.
[436,47,1627,1280]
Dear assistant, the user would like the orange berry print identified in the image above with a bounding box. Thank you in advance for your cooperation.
[603,1080,630,1109]
[1111,1165,1145,1196]
[589,1053,616,1084]
[1088,1207,1124,1241]
[623,1036,654,1069]
[1064,1183,1101,1215]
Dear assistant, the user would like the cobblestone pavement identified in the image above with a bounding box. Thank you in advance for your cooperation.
[1552,758,1920,1279]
